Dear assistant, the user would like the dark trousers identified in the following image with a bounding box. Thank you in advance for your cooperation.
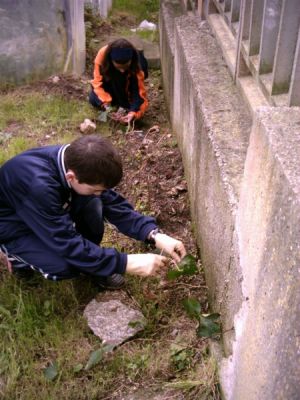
[89,89,103,108]
[2,197,104,280]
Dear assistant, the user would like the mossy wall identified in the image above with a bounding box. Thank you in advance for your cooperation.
[0,0,84,87]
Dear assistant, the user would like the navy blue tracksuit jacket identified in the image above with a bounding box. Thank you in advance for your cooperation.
[0,145,157,280]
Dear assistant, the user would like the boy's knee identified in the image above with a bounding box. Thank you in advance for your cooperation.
[74,197,104,244]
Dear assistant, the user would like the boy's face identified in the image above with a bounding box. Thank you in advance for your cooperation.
[66,171,106,196]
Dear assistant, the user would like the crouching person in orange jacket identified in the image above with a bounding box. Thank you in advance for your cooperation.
[89,38,149,124]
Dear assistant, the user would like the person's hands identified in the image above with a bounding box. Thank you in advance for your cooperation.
[0,252,12,273]
[154,233,187,263]
[119,112,135,124]
[126,253,168,277]
[102,103,111,111]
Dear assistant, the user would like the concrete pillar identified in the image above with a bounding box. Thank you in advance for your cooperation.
[0,0,86,85]
[85,0,113,18]
[68,0,86,75]
[224,107,300,400]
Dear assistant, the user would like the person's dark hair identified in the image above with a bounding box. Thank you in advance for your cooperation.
[65,135,123,188]
[101,38,141,81]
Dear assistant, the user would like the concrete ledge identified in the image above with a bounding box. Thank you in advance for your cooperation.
[85,0,112,18]
[160,1,300,397]
[207,12,269,116]
[221,107,300,400]
[170,15,252,354]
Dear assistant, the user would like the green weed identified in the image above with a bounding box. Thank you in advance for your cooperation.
[111,0,159,23]
[0,137,34,165]
[0,92,94,136]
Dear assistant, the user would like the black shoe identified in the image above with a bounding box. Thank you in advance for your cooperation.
[95,273,125,290]
[13,267,35,280]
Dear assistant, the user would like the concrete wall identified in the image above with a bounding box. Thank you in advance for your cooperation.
[160,1,300,398]
[0,0,85,86]
[224,107,300,400]
[165,4,251,354]
[85,0,112,18]
[159,0,184,120]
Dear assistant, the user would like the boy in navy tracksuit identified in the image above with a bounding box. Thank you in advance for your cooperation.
[0,135,186,288]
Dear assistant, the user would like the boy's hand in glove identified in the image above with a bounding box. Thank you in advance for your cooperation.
[154,233,187,263]
[119,112,135,124]
[126,253,168,277]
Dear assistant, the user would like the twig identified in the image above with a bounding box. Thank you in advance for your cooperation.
[126,119,135,134]
[156,133,167,146]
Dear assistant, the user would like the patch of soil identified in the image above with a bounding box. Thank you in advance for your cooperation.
[0,74,90,103]
[0,9,220,397]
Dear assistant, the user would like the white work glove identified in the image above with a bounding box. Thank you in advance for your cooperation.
[126,253,168,277]
[119,112,135,124]
[154,233,187,263]
[0,252,12,273]
[103,103,111,111]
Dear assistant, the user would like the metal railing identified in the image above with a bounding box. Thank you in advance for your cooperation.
[206,0,300,106]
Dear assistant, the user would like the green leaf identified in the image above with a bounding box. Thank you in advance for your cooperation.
[0,305,12,319]
[166,269,182,280]
[73,363,83,373]
[128,320,145,329]
[202,313,220,321]
[84,349,103,371]
[196,314,221,338]
[43,300,51,316]
[97,111,108,122]
[182,298,202,319]
[84,345,114,371]
[43,361,58,381]
[166,254,198,280]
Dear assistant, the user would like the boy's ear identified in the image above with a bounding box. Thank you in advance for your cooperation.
[65,170,76,183]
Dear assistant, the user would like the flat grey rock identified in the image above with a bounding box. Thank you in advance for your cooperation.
[84,299,146,346]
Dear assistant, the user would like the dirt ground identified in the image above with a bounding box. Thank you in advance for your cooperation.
[1,72,217,399]
[0,10,221,399]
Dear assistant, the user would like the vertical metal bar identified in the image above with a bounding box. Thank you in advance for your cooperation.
[271,0,300,94]
[204,0,218,15]
[231,0,241,22]
[259,0,282,74]
[288,28,300,106]
[234,0,246,82]
[249,0,265,56]
[224,0,231,11]
[242,0,251,40]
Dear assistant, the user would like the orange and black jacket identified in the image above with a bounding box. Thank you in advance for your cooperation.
[91,46,148,120]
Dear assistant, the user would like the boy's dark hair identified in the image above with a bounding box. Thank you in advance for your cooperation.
[101,38,140,81]
[65,135,123,188]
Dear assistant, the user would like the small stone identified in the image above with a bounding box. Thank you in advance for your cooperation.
[84,299,146,346]
[148,125,160,134]
[142,138,153,145]
[171,329,179,337]
[80,118,96,134]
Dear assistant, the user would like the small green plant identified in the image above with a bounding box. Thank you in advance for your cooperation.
[170,343,194,372]
[43,361,59,381]
[84,345,115,371]
[183,298,221,338]
[111,0,159,23]
[167,254,198,280]
[0,137,34,165]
